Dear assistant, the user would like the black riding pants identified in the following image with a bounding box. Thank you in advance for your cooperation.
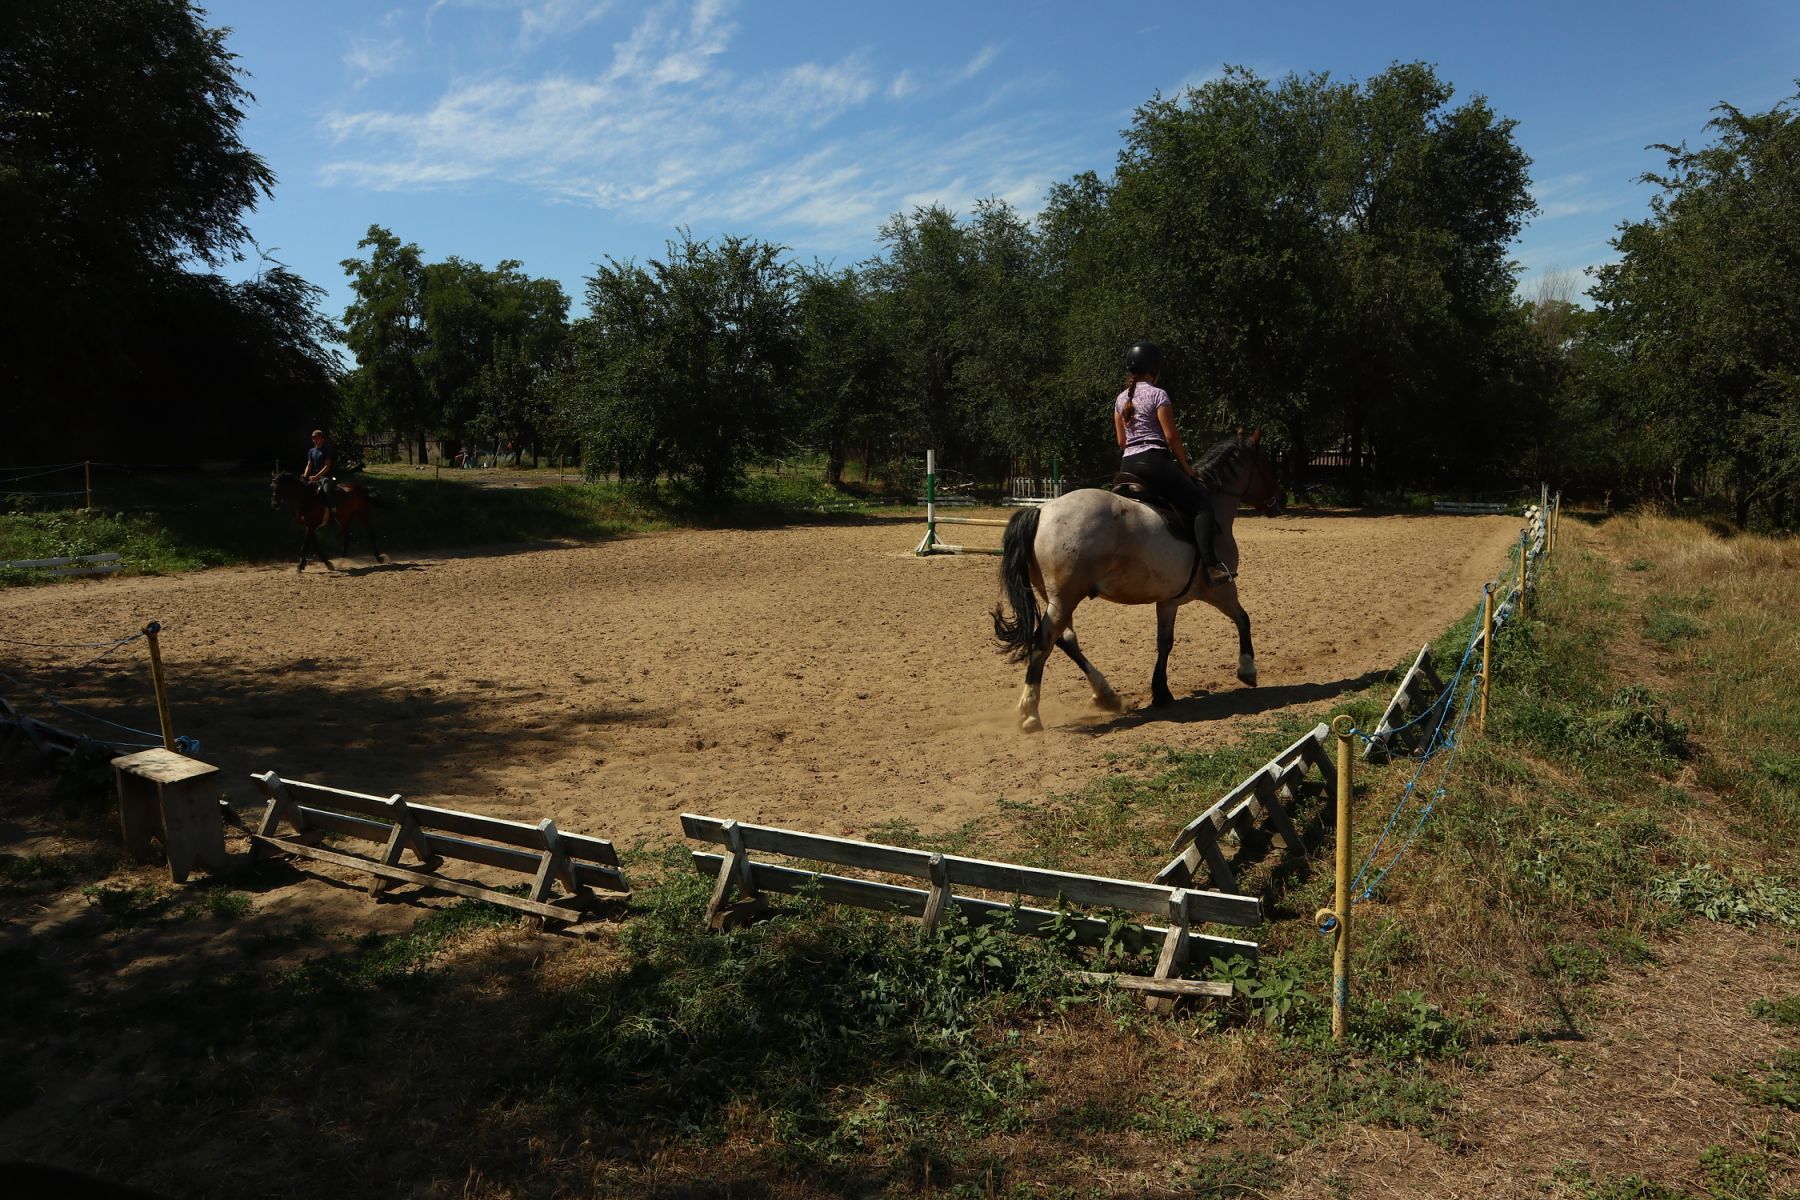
[1120,448,1222,569]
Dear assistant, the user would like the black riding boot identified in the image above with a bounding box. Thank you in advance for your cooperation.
[1193,511,1232,584]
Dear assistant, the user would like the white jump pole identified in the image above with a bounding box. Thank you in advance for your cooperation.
[914,450,1005,556]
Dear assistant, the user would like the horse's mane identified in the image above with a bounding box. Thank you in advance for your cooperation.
[1193,436,1249,492]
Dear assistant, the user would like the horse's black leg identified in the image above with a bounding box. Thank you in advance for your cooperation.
[340,514,353,557]
[1203,587,1258,686]
[367,511,384,562]
[1234,605,1256,686]
[1151,600,1179,707]
[1057,626,1120,711]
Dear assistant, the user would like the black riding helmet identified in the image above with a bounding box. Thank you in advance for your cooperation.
[1124,341,1164,373]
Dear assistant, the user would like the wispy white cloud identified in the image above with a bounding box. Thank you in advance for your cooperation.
[343,36,407,86]
[1530,171,1629,221]
[955,44,1001,82]
[520,0,616,45]
[428,0,620,49]
[321,3,1081,248]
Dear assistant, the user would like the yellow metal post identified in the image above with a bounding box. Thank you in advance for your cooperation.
[143,621,175,752]
[1330,714,1355,1042]
[1479,584,1494,735]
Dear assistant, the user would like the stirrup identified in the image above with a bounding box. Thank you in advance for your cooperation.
[1206,563,1236,584]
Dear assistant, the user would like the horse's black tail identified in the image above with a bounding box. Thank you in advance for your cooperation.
[991,507,1042,663]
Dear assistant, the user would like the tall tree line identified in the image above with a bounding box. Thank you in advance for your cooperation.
[2,0,341,464]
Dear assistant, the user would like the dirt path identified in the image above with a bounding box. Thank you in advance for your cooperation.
[0,512,1520,846]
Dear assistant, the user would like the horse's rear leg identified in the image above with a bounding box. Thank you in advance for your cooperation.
[1016,600,1072,734]
[1057,624,1120,712]
[366,511,385,562]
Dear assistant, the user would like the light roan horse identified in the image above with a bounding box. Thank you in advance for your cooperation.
[270,472,385,572]
[992,432,1286,732]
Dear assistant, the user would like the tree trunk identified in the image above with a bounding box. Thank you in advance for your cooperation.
[1348,412,1366,507]
[826,433,845,487]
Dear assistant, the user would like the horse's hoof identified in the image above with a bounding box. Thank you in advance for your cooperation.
[377,554,387,563]
[1020,714,1043,734]
[1093,691,1123,712]
[1237,654,1258,686]
[1237,671,1258,687]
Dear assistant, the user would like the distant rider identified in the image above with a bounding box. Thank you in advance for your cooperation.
[301,428,337,509]
[1113,342,1231,584]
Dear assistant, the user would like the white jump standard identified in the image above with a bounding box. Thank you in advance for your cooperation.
[914,450,1007,556]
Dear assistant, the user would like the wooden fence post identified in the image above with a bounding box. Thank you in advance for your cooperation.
[1479,584,1494,735]
[142,621,175,751]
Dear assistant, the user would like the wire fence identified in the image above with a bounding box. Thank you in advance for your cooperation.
[1339,499,1550,909]
[0,620,197,755]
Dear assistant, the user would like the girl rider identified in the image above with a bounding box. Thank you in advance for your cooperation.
[1113,342,1231,584]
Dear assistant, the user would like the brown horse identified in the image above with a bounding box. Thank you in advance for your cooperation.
[270,472,384,572]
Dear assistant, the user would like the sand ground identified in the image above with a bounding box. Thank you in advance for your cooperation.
[0,510,1521,846]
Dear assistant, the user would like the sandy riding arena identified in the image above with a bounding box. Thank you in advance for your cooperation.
[3,512,1520,844]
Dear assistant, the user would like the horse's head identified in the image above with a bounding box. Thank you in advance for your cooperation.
[1199,430,1287,515]
[1238,430,1286,515]
[271,471,297,510]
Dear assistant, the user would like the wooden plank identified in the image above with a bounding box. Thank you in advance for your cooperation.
[1252,772,1307,858]
[1153,844,1202,888]
[689,854,1259,960]
[932,517,1010,527]
[285,804,627,894]
[277,783,619,865]
[920,853,951,934]
[680,813,1260,924]
[1193,823,1237,893]
[250,836,588,921]
[1070,972,1234,998]
[1168,724,1329,855]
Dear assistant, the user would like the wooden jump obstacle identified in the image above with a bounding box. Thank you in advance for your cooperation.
[682,814,1262,999]
[1432,501,1507,515]
[914,450,1008,556]
[250,771,629,923]
[0,552,120,578]
[0,697,87,759]
[1362,645,1447,763]
[1155,723,1335,895]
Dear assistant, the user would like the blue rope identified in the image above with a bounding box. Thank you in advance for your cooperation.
[1356,668,1482,899]
[1349,642,1476,892]
[1346,513,1545,903]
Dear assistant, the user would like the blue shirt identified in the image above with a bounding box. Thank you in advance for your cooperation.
[307,443,334,474]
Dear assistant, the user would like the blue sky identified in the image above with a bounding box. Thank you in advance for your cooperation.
[208,0,1799,322]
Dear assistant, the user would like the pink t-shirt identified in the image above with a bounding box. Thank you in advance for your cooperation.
[1116,384,1170,454]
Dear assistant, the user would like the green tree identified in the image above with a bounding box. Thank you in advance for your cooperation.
[574,233,797,500]
[2,0,336,461]
[340,231,569,462]
[1086,64,1535,493]
[1587,89,1800,528]
[793,266,902,485]
[340,227,430,460]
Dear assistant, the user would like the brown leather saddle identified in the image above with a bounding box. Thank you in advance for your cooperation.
[1111,473,1197,545]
